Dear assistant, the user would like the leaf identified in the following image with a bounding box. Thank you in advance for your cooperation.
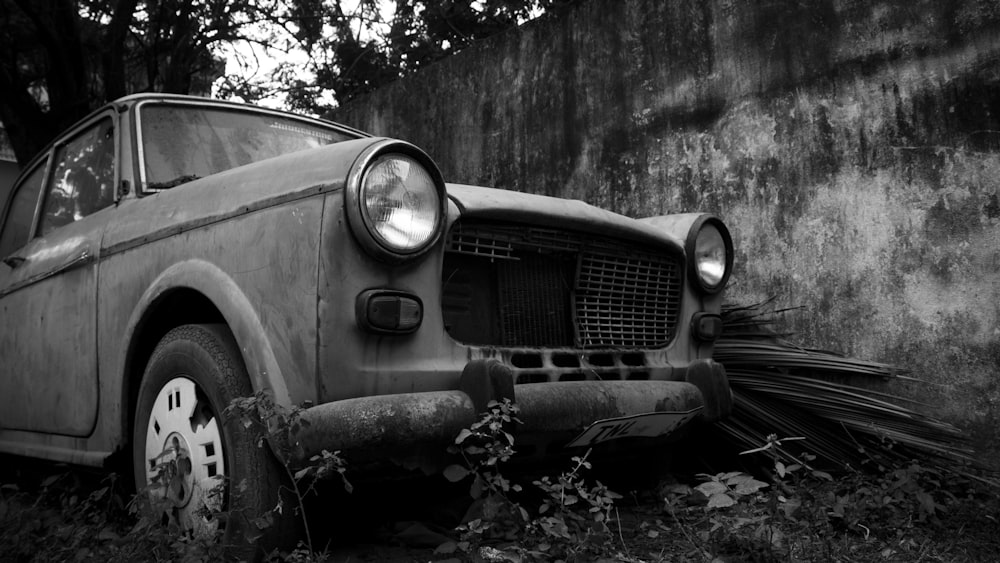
[726,473,756,486]
[518,505,529,522]
[454,429,472,444]
[695,481,729,497]
[663,483,692,496]
[443,464,470,483]
[732,478,768,496]
[434,541,458,554]
[470,475,484,499]
[781,497,802,519]
[707,493,736,508]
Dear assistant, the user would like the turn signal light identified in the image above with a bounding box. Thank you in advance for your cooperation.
[691,312,723,342]
[356,290,423,334]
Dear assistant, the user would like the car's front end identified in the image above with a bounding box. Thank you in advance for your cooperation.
[301,139,734,471]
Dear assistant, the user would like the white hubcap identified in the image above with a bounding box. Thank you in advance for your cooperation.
[143,377,226,535]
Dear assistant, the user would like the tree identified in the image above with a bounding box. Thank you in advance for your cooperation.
[0,0,573,166]
[0,0,281,165]
[275,0,576,116]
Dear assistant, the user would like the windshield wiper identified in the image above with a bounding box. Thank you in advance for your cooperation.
[147,174,201,190]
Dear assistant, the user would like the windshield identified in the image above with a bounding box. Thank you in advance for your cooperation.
[139,103,358,190]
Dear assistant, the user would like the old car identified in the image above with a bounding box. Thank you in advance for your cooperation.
[0,93,733,553]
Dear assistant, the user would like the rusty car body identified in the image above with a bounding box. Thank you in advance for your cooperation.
[0,93,733,550]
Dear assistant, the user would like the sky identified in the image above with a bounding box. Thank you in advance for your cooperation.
[212,0,396,111]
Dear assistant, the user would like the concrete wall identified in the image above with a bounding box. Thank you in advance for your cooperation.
[334,0,1000,440]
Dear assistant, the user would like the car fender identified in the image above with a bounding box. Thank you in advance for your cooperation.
[120,259,291,420]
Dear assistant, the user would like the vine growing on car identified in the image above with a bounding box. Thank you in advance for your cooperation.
[225,391,352,557]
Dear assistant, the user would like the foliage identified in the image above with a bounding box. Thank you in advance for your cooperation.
[0,466,230,562]
[0,0,575,164]
[224,390,352,557]
[274,0,577,114]
[0,0,274,163]
[440,400,628,561]
[525,450,623,560]
[442,398,528,548]
[658,437,997,563]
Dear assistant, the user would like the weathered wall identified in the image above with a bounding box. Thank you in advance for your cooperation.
[334,0,1000,441]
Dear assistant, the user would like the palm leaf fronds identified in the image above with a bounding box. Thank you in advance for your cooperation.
[713,301,983,475]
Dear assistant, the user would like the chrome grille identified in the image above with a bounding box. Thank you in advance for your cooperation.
[442,221,683,348]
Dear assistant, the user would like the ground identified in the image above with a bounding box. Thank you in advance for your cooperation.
[1,451,997,563]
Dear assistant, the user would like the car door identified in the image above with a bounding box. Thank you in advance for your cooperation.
[0,114,117,437]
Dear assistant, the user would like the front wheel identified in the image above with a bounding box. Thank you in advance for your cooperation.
[132,324,281,557]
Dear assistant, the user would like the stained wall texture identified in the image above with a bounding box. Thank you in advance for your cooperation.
[334,0,1000,441]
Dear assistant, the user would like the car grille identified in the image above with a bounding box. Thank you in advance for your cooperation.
[442,221,683,348]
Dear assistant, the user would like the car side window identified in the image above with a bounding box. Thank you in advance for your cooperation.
[0,161,47,259]
[38,117,115,236]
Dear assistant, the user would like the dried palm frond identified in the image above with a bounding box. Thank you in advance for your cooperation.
[711,301,983,476]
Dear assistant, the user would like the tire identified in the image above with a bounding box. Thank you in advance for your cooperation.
[132,324,283,559]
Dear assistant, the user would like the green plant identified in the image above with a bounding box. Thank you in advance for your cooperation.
[442,399,528,548]
[692,471,769,509]
[527,449,623,559]
[441,401,629,561]
[225,391,352,558]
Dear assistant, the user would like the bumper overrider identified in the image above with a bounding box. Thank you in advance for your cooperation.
[290,359,731,465]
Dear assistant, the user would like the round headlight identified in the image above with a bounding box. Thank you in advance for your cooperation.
[686,218,733,293]
[357,153,441,256]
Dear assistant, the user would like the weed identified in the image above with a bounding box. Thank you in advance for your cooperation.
[441,400,628,561]
[442,398,528,548]
[225,391,352,558]
[527,450,624,559]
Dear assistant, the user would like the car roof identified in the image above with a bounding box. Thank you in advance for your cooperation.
[113,93,371,138]
[5,94,372,202]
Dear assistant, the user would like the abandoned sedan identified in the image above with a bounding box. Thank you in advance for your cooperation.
[0,94,733,552]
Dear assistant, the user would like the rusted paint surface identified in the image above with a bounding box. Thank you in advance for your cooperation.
[0,206,109,436]
[293,379,707,462]
[514,380,704,433]
[0,98,376,463]
[294,390,478,462]
[334,0,1000,447]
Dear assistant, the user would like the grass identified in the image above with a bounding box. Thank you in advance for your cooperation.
[2,455,998,562]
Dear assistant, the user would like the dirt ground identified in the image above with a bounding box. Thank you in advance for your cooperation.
[2,452,999,563]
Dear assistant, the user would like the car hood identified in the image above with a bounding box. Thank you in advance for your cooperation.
[444,184,685,251]
[100,137,683,255]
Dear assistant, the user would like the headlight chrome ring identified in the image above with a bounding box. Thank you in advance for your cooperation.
[685,215,733,293]
[345,141,446,262]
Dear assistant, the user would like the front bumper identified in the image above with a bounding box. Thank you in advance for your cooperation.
[291,358,731,464]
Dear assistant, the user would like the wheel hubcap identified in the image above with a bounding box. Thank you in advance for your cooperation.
[143,377,226,535]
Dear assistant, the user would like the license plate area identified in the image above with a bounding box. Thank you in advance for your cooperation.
[566,409,702,448]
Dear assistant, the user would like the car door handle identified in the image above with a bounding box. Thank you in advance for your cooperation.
[2,255,26,269]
